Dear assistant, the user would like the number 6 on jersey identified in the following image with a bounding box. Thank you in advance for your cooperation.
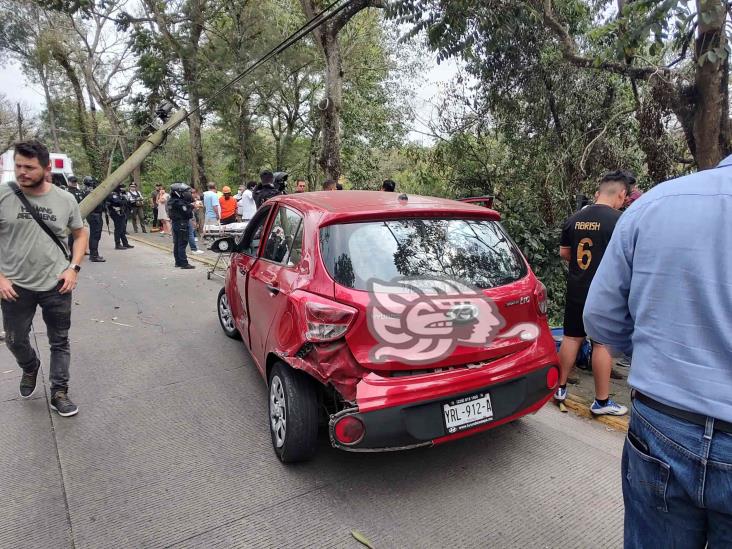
[577,237,593,270]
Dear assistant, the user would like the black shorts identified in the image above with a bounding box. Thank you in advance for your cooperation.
[563,297,587,338]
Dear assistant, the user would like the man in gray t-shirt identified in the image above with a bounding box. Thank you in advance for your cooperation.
[0,140,88,417]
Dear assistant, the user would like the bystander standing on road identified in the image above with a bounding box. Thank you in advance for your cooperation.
[234,186,243,221]
[0,140,88,416]
[150,183,162,231]
[191,188,204,236]
[219,186,237,225]
[584,159,732,548]
[555,171,633,416]
[322,179,337,191]
[202,182,220,236]
[238,181,257,224]
[126,183,147,233]
[294,178,307,193]
[382,179,396,192]
[157,187,170,236]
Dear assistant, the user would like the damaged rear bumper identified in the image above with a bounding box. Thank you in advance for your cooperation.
[328,364,557,452]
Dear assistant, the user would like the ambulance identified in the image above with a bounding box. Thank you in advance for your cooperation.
[0,148,75,187]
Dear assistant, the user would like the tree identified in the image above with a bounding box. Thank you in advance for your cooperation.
[299,0,385,181]
[0,1,62,150]
[0,94,37,151]
[66,2,141,183]
[391,0,731,170]
[141,0,212,190]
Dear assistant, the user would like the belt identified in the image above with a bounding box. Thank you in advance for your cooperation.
[633,391,732,435]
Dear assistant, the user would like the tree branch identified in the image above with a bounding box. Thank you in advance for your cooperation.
[539,0,671,80]
[331,0,385,33]
[579,108,636,175]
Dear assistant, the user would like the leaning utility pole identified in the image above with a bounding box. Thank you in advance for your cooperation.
[79,109,188,218]
[17,103,23,140]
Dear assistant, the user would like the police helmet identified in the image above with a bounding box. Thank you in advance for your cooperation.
[171,182,193,202]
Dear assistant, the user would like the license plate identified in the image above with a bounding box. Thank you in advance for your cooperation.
[442,393,494,434]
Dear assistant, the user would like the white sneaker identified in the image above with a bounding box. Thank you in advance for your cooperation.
[192,250,205,255]
[590,399,628,416]
[194,238,199,242]
[554,386,567,402]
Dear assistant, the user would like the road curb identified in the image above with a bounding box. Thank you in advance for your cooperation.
[562,394,629,432]
[126,234,218,268]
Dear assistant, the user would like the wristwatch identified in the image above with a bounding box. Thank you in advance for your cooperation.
[69,263,81,273]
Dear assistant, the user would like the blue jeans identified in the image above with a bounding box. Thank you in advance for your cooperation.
[623,399,732,548]
[187,220,198,251]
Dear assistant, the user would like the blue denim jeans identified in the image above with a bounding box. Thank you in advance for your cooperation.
[187,220,198,251]
[623,399,732,548]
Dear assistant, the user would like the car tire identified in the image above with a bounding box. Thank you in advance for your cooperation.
[268,362,318,463]
[217,287,241,340]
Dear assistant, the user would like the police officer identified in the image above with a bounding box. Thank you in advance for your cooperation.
[65,176,87,252]
[168,182,195,269]
[83,176,107,262]
[126,183,147,233]
[107,184,134,250]
[253,170,282,208]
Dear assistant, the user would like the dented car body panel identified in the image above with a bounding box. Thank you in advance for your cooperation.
[222,191,559,453]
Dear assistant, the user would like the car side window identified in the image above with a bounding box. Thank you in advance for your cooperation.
[287,223,303,266]
[239,206,272,256]
[262,206,303,266]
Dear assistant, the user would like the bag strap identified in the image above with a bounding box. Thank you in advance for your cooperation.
[8,182,71,262]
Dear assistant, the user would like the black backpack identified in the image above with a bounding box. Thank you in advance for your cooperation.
[253,184,280,208]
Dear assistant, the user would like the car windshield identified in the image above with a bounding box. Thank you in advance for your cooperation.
[319,218,527,290]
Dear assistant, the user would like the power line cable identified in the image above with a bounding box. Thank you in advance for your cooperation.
[191,0,352,117]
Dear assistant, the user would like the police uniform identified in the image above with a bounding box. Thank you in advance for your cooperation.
[252,182,280,208]
[168,183,194,268]
[83,177,106,262]
[126,187,147,233]
[65,183,87,253]
[107,186,133,250]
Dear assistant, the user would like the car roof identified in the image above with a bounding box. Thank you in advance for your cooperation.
[273,190,501,225]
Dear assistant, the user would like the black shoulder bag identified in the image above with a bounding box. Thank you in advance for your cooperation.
[8,182,71,262]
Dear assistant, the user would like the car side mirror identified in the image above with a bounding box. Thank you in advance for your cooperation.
[210,237,235,253]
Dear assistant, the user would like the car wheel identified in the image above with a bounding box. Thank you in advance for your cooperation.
[217,287,241,340]
[268,362,318,463]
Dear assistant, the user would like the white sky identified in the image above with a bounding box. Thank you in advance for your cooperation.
[0,52,460,144]
[0,61,46,112]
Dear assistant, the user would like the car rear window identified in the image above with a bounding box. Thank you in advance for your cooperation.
[319,218,527,290]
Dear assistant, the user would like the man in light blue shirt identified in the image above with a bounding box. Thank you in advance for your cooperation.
[584,156,732,547]
[202,181,220,236]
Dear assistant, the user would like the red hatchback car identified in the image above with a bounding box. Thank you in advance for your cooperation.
[214,191,559,462]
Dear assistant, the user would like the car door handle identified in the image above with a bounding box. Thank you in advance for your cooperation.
[266,284,280,295]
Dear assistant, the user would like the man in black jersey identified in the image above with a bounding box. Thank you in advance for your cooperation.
[555,170,634,416]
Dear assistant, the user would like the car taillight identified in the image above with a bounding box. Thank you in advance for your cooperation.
[534,281,548,316]
[304,300,356,342]
[546,366,559,389]
[333,415,365,445]
[54,158,64,169]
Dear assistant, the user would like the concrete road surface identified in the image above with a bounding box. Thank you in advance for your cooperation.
[0,238,626,548]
